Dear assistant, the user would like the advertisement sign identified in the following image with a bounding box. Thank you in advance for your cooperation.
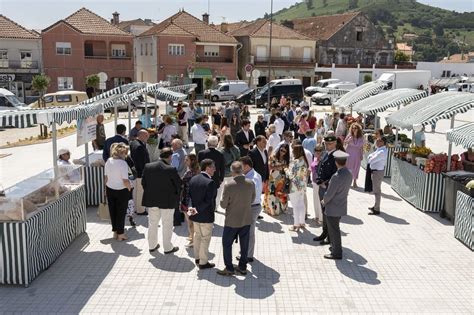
[77,115,97,146]
[0,74,15,82]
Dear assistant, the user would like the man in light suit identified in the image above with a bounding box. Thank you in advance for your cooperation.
[217,161,255,276]
[322,150,352,260]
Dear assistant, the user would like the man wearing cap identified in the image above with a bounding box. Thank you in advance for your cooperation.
[313,135,338,244]
[321,150,352,259]
[367,137,388,215]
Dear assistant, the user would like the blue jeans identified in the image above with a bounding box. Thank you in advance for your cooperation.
[222,225,250,272]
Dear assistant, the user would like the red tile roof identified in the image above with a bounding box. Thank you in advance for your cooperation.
[440,52,474,63]
[43,7,132,36]
[292,12,360,41]
[140,10,238,44]
[118,19,155,30]
[213,21,253,33]
[230,19,311,40]
[0,15,40,39]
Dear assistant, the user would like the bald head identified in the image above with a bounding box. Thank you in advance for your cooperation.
[171,138,183,150]
[137,129,149,142]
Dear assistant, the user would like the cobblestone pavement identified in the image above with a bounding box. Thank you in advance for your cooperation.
[0,166,472,314]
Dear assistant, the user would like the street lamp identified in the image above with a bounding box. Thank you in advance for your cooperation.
[267,0,273,107]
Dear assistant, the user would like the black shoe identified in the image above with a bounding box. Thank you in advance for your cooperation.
[236,256,254,263]
[195,259,200,265]
[198,262,215,270]
[313,235,326,242]
[368,206,375,211]
[129,217,136,227]
[164,246,179,254]
[320,239,330,245]
[217,268,235,276]
[233,265,247,275]
[324,254,342,260]
[136,211,148,216]
[368,211,380,215]
[257,215,263,219]
[149,244,160,253]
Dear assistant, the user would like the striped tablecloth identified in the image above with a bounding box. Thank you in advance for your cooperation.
[83,166,105,206]
[391,157,445,212]
[0,185,86,286]
[454,191,473,250]
[362,146,409,178]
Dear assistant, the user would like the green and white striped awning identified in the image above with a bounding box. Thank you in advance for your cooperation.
[327,88,351,97]
[335,81,387,109]
[446,122,474,148]
[78,82,147,106]
[386,92,474,130]
[353,89,428,115]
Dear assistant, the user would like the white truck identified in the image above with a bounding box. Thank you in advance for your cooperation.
[311,82,357,105]
[204,81,249,102]
[0,88,29,112]
[305,78,341,96]
[377,70,431,90]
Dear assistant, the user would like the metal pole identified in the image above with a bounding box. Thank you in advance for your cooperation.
[447,116,455,171]
[395,104,400,147]
[84,143,89,166]
[52,122,58,179]
[127,97,132,133]
[267,0,273,107]
[114,101,118,130]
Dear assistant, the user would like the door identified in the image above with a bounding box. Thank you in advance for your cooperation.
[302,77,311,89]
[9,81,25,103]
[192,78,203,95]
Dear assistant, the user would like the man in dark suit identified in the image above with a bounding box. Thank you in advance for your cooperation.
[130,129,150,215]
[235,119,255,157]
[248,135,269,182]
[188,159,218,270]
[197,135,225,188]
[313,135,338,245]
[217,161,255,276]
[254,114,267,137]
[103,124,128,161]
[322,150,352,260]
[142,148,182,254]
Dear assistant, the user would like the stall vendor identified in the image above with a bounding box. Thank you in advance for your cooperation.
[57,148,81,183]
[462,148,474,172]
[414,126,426,147]
[58,148,72,165]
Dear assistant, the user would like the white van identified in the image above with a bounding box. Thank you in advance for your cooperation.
[0,88,29,111]
[204,81,249,102]
[305,78,341,96]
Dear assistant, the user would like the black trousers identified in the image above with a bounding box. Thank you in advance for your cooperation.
[106,187,129,234]
[327,216,342,257]
[364,163,373,192]
[318,185,330,241]
[223,225,250,272]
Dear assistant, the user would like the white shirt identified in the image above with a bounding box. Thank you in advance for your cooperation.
[367,146,388,171]
[191,124,208,145]
[243,129,249,141]
[267,133,281,153]
[105,158,129,190]
[245,168,263,205]
[304,148,313,167]
[274,118,285,136]
[161,124,177,143]
[335,119,346,137]
[258,148,267,164]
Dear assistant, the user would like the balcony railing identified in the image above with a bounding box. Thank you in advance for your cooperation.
[84,55,108,59]
[254,57,314,65]
[0,60,39,69]
[84,55,131,60]
[196,56,233,63]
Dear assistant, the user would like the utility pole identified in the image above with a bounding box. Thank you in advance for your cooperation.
[267,0,273,107]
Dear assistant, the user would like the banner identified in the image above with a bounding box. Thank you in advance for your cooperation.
[77,115,97,146]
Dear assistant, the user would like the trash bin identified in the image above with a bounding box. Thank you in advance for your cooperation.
[443,171,474,221]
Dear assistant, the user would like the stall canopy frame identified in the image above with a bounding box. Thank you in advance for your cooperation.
[335,81,387,110]
[446,122,474,149]
[353,89,428,115]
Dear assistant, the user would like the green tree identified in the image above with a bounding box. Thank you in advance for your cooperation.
[433,24,444,37]
[348,0,358,10]
[322,0,328,7]
[85,74,100,98]
[394,50,410,63]
[305,0,314,10]
[31,74,51,138]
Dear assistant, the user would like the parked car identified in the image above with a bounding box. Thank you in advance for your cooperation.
[235,88,255,104]
[255,79,304,107]
[311,82,357,105]
[305,78,341,96]
[204,81,249,102]
[0,88,30,111]
[30,90,88,108]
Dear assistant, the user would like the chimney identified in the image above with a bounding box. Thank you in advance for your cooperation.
[202,13,209,25]
[112,12,120,25]
[221,22,228,33]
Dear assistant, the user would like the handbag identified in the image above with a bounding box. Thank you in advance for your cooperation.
[98,202,110,221]
[282,175,291,194]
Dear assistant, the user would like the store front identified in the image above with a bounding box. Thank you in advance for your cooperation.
[0,73,38,104]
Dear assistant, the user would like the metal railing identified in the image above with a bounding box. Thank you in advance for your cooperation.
[254,56,314,65]
[0,60,39,69]
[196,56,233,63]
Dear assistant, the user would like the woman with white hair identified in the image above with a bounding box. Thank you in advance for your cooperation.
[105,142,132,241]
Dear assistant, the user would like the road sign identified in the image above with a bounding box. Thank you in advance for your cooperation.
[99,82,106,90]
[97,72,108,82]
[244,64,254,73]
[246,71,251,78]
[252,69,261,78]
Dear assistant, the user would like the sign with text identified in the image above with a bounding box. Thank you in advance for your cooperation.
[0,74,15,82]
[77,115,97,146]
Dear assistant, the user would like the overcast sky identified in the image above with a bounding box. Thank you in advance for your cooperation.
[0,0,472,30]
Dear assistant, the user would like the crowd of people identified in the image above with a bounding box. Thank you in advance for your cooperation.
[94,98,390,275]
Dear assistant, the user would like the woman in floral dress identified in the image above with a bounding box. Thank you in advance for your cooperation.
[264,143,290,216]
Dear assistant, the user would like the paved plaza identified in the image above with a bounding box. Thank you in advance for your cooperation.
[0,107,472,314]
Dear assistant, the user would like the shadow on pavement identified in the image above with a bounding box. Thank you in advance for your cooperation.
[335,248,381,285]
[341,214,364,225]
[196,258,280,299]
[149,253,196,273]
[378,212,410,225]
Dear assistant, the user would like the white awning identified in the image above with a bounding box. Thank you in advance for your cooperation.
[353,89,428,115]
[386,92,474,130]
[335,81,387,109]
[446,122,474,149]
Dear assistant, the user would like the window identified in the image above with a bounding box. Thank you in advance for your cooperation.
[342,53,352,65]
[0,50,8,68]
[280,46,290,60]
[150,43,153,56]
[166,75,180,85]
[20,51,32,68]
[303,47,312,62]
[111,44,126,57]
[356,31,363,41]
[56,42,71,55]
[204,45,219,57]
[43,95,54,103]
[168,44,185,56]
[256,46,267,61]
[219,85,229,92]
[145,43,148,56]
[140,43,143,56]
[114,77,128,87]
[57,77,73,90]
[56,94,72,102]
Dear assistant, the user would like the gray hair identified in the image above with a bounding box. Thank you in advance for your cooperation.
[207,135,219,148]
[268,124,276,133]
[111,142,129,160]
[231,161,243,175]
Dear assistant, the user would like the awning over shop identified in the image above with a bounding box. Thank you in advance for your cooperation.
[335,81,387,109]
[446,122,474,149]
[386,92,474,130]
[352,89,428,115]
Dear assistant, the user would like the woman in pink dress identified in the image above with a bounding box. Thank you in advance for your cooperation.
[344,123,364,187]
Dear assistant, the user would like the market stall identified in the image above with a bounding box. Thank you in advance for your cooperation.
[386,92,474,213]
[446,122,474,250]
[335,80,387,113]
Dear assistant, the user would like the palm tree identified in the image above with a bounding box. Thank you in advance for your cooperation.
[31,74,51,138]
